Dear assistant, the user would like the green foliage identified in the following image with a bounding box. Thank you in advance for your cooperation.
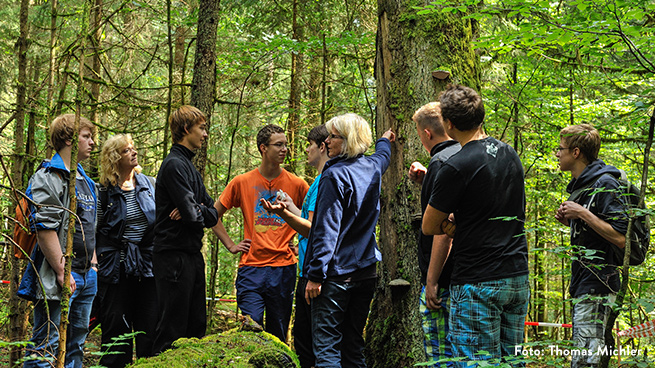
[1,0,655,365]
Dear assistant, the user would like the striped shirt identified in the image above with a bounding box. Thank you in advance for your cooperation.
[122,188,149,244]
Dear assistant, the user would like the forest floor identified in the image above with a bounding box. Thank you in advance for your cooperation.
[2,295,640,367]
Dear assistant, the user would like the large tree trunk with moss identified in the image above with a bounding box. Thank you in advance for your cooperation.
[365,2,480,367]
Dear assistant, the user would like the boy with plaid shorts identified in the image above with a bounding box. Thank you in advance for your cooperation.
[423,85,530,367]
[408,102,460,367]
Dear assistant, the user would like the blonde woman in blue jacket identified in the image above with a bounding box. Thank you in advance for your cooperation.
[304,113,395,368]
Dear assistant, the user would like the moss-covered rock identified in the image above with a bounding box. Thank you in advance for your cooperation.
[129,330,299,368]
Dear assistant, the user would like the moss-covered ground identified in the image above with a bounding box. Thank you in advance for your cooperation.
[128,330,299,368]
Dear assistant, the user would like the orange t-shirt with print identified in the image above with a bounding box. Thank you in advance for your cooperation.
[220,168,309,267]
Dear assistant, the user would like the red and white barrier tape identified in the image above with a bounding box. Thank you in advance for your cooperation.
[525,321,572,328]
[618,320,655,338]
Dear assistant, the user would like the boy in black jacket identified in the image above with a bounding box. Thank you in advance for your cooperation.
[152,105,219,354]
[555,124,628,368]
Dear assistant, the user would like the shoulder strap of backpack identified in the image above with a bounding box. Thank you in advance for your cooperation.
[568,174,606,204]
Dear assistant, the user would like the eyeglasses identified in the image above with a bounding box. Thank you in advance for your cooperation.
[329,133,344,140]
[267,142,288,149]
[557,146,570,152]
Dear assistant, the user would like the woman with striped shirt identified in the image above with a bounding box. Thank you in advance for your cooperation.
[96,134,157,368]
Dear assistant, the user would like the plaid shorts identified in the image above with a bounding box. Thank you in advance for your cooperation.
[571,293,616,368]
[449,274,530,367]
[420,285,452,367]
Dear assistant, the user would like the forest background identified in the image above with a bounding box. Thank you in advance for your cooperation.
[0,0,654,367]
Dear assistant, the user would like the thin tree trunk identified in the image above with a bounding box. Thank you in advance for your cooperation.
[9,0,31,363]
[87,0,103,178]
[321,33,327,125]
[164,0,174,159]
[55,2,91,365]
[286,0,301,173]
[26,62,40,178]
[190,0,220,176]
[599,106,655,368]
[45,0,59,158]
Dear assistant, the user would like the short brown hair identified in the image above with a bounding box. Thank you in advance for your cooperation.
[170,105,206,143]
[559,124,600,163]
[439,85,485,131]
[256,124,285,154]
[412,102,446,137]
[50,113,96,152]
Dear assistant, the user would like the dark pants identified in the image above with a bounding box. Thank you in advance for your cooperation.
[97,273,157,368]
[235,264,296,342]
[152,251,206,354]
[293,277,314,368]
[311,278,376,368]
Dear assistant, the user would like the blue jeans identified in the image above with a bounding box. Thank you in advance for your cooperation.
[235,264,296,342]
[311,278,376,368]
[24,269,98,368]
[449,274,529,367]
[420,286,452,367]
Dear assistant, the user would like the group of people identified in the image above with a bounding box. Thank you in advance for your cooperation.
[17,105,394,368]
[412,86,629,368]
[16,84,629,368]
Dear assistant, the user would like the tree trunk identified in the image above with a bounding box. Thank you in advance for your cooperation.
[9,0,31,364]
[190,0,220,177]
[87,0,103,178]
[286,0,302,173]
[45,0,59,158]
[366,1,480,367]
[599,106,655,368]
[88,0,103,120]
[55,3,91,365]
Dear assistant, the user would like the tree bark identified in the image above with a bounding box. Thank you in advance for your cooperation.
[190,0,220,177]
[599,106,655,368]
[45,0,59,158]
[286,0,302,173]
[9,0,31,364]
[366,1,480,367]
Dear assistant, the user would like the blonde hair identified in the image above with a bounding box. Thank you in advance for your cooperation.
[412,102,446,136]
[99,134,142,186]
[325,113,373,159]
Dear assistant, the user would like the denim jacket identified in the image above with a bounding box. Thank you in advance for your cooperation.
[96,173,156,283]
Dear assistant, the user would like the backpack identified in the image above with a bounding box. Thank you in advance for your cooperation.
[569,173,650,266]
[11,161,64,259]
[12,197,37,259]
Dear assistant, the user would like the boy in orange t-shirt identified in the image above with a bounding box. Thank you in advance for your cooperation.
[213,124,308,342]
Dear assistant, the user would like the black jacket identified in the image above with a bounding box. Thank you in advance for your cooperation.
[154,144,218,253]
[96,173,156,283]
[418,140,460,287]
[567,159,628,297]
